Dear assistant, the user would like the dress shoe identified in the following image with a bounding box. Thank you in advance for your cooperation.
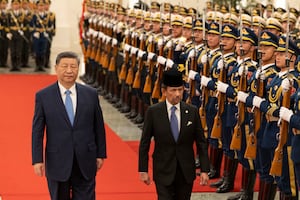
[120,105,130,113]
[216,180,234,193]
[208,168,220,179]
[109,96,119,104]
[210,177,224,188]
[104,93,112,100]
[227,192,243,200]
[133,114,144,124]
[126,110,137,119]
[10,67,21,72]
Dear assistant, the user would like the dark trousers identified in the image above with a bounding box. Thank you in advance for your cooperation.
[155,163,193,200]
[47,156,96,200]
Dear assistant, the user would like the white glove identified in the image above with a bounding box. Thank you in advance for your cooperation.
[200,54,208,64]
[148,35,153,43]
[217,59,225,70]
[188,70,198,80]
[166,59,174,68]
[98,32,103,39]
[33,32,40,39]
[217,81,229,93]
[43,32,49,38]
[188,49,195,58]
[281,78,291,93]
[238,65,248,76]
[139,33,144,41]
[175,43,183,51]
[124,44,131,52]
[112,38,118,46]
[279,107,293,123]
[138,50,146,58]
[201,76,212,87]
[6,33,12,40]
[166,40,173,49]
[124,29,130,36]
[148,52,156,61]
[255,69,261,79]
[158,38,164,46]
[86,28,92,37]
[92,30,98,38]
[253,96,264,108]
[106,36,111,44]
[113,24,117,32]
[237,91,249,103]
[157,55,167,65]
[130,47,138,55]
[18,30,24,36]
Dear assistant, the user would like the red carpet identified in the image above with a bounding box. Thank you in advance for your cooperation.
[0,74,156,200]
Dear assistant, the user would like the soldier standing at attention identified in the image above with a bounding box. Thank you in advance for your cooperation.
[0,0,9,68]
[21,0,33,68]
[7,0,26,71]
[43,0,55,68]
[30,0,51,72]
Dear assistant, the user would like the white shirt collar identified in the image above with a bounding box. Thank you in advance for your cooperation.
[166,100,180,112]
[58,82,76,96]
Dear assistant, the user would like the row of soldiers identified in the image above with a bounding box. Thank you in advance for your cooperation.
[79,0,300,200]
[0,0,55,71]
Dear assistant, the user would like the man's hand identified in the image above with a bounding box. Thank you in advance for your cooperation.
[96,158,104,171]
[200,172,209,185]
[139,172,151,185]
[33,163,44,177]
[199,172,209,185]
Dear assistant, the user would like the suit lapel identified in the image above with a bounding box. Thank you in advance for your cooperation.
[73,83,81,126]
[178,102,189,141]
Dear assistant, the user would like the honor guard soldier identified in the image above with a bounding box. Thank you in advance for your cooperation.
[238,31,279,199]
[266,17,283,37]
[44,0,55,68]
[265,3,274,18]
[7,0,27,71]
[207,24,239,193]
[250,36,300,200]
[21,0,33,68]
[30,0,52,72]
[150,1,160,12]
[217,27,258,200]
[0,0,9,68]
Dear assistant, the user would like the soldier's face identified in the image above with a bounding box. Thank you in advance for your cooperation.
[235,40,253,56]
[163,23,171,35]
[207,33,220,49]
[152,21,160,33]
[172,25,182,38]
[193,29,203,43]
[162,86,184,105]
[275,51,294,69]
[11,2,20,10]
[55,58,79,87]
[0,2,7,9]
[182,27,192,40]
[221,37,236,51]
[260,45,276,62]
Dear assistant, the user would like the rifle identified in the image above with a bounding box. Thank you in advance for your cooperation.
[152,39,164,99]
[108,14,119,73]
[244,7,263,159]
[199,8,208,137]
[119,29,131,81]
[211,46,226,139]
[133,33,146,89]
[186,15,197,104]
[143,34,155,93]
[230,7,246,150]
[125,32,138,86]
[269,6,291,176]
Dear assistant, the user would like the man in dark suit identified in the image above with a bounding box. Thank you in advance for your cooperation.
[138,68,210,200]
[32,51,107,200]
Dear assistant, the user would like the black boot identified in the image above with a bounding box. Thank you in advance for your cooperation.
[120,89,131,113]
[238,168,256,200]
[133,99,144,124]
[208,146,223,179]
[126,95,137,118]
[257,180,265,200]
[210,154,227,188]
[262,182,277,200]
[216,157,238,193]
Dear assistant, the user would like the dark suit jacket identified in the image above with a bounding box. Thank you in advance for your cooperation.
[32,82,106,181]
[139,101,209,185]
